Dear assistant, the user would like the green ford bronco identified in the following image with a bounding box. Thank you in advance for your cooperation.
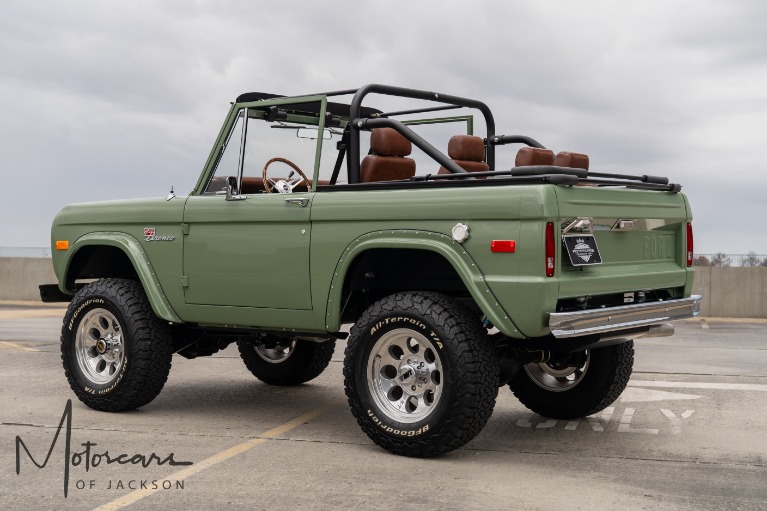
[42,84,701,457]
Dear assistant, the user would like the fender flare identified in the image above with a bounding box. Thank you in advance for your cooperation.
[323,229,521,336]
[64,232,182,323]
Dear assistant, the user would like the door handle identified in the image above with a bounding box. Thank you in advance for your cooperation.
[284,198,310,207]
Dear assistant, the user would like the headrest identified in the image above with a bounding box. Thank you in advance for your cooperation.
[370,128,412,157]
[447,135,485,162]
[515,147,555,166]
[553,151,589,170]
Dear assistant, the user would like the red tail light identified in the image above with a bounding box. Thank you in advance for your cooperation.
[686,222,694,267]
[545,222,555,277]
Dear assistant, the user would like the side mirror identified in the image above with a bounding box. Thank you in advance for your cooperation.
[225,176,245,201]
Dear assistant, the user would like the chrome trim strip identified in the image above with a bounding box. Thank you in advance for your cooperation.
[549,295,702,339]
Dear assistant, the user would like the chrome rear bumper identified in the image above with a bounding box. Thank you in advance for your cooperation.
[549,295,702,339]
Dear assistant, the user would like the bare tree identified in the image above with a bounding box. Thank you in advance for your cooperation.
[744,252,761,267]
[710,253,731,267]
[693,255,710,266]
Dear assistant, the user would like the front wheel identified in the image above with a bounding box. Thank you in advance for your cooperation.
[344,292,498,457]
[509,341,634,419]
[61,278,173,412]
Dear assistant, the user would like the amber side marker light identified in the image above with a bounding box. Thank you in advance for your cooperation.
[55,240,69,251]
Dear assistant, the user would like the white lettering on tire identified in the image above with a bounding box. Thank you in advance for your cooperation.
[367,409,430,436]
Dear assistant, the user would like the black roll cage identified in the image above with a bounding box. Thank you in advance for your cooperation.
[342,84,496,184]
[233,84,680,192]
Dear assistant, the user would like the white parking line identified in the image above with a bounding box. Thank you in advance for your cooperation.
[629,380,767,391]
[620,387,701,402]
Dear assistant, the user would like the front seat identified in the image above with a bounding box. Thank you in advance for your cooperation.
[360,128,417,183]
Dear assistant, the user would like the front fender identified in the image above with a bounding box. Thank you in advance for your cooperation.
[323,229,522,336]
[63,232,182,323]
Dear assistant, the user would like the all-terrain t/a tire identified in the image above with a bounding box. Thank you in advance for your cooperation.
[509,341,634,420]
[60,278,173,412]
[236,337,335,386]
[344,292,498,457]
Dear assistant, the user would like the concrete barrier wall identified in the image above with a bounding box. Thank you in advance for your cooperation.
[691,266,766,319]
[0,258,57,301]
[1,258,765,318]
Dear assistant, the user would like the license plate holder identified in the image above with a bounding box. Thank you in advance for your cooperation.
[562,234,602,266]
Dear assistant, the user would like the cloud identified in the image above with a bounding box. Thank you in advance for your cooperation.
[0,0,764,253]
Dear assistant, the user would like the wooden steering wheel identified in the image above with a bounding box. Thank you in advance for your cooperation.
[261,157,310,194]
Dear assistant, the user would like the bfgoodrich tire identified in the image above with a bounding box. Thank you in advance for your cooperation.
[344,292,498,457]
[509,341,634,420]
[60,278,173,412]
[236,337,335,386]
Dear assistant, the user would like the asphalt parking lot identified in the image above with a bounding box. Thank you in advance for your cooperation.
[1,303,766,511]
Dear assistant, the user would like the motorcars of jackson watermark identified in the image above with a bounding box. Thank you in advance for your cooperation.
[14,400,192,497]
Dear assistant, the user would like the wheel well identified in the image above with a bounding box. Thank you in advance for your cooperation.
[339,248,475,323]
[66,245,139,290]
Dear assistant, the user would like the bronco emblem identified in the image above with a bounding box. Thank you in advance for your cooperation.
[144,227,175,242]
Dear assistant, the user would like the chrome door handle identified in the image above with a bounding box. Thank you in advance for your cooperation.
[284,197,309,207]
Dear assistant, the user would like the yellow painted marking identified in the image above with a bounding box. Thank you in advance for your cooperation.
[90,399,342,511]
[0,341,39,352]
[0,309,67,320]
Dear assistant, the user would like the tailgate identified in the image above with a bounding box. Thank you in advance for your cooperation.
[553,186,692,304]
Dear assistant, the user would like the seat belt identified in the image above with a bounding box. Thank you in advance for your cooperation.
[329,127,350,185]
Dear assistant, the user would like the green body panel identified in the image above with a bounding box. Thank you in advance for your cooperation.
[320,230,520,335]
[310,185,555,337]
[181,194,312,310]
[552,186,691,303]
[51,197,187,323]
[50,183,693,338]
[183,305,317,331]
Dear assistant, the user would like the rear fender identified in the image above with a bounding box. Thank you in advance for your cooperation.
[324,230,521,336]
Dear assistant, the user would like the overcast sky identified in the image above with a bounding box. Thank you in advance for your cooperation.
[1,0,765,254]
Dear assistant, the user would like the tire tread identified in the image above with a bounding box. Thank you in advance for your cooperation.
[344,292,498,457]
[61,278,172,412]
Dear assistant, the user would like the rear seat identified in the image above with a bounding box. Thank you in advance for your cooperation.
[515,147,555,166]
[553,151,589,170]
[438,135,489,178]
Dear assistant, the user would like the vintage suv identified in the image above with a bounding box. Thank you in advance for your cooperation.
[42,84,701,457]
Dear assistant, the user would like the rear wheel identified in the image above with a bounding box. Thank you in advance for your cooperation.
[509,341,634,419]
[344,292,498,457]
[236,337,335,386]
[61,278,173,412]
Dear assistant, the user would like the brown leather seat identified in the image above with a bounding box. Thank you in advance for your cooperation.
[438,135,489,178]
[553,151,589,170]
[360,128,416,183]
[515,147,555,166]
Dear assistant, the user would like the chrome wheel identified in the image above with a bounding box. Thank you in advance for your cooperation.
[255,340,296,364]
[75,308,125,385]
[525,351,590,392]
[367,328,443,424]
